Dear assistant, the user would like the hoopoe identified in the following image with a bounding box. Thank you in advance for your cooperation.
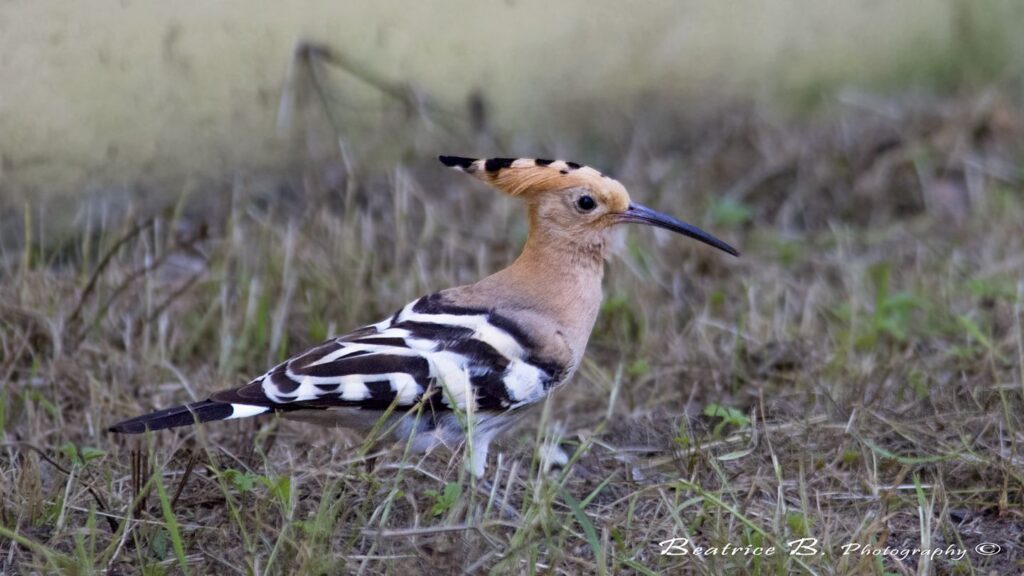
[109,156,738,476]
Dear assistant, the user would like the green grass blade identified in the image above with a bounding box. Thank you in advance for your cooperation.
[154,469,190,575]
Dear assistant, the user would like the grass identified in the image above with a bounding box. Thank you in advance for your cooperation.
[1,85,1023,574]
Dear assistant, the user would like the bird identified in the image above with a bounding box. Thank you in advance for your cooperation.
[109,155,738,477]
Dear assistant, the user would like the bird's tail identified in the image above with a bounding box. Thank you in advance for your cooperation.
[108,400,269,434]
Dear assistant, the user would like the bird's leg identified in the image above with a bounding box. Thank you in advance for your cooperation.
[538,443,570,474]
[475,479,520,520]
[468,425,500,479]
[473,454,521,520]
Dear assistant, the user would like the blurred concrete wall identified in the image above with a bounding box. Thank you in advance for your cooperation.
[1,0,1019,197]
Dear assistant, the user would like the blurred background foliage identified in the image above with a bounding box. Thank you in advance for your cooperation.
[1,0,1022,199]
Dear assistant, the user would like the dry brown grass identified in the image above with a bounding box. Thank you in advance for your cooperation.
[1,87,1023,575]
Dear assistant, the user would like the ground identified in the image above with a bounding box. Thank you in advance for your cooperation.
[1,90,1023,575]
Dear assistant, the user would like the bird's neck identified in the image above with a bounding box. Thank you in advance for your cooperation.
[476,211,607,354]
[510,205,607,289]
[514,226,607,277]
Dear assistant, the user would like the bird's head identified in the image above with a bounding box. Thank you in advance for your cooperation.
[439,155,739,258]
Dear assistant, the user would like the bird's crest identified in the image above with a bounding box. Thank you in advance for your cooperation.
[439,155,631,212]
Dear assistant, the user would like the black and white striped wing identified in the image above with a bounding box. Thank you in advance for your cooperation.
[214,293,566,415]
[109,292,568,433]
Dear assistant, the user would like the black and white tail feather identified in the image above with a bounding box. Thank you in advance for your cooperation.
[109,292,566,475]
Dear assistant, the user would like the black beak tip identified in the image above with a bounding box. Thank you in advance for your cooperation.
[718,239,741,257]
[705,240,740,258]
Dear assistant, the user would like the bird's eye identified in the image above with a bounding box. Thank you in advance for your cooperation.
[576,195,597,212]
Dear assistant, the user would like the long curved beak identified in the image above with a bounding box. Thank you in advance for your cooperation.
[618,203,739,256]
